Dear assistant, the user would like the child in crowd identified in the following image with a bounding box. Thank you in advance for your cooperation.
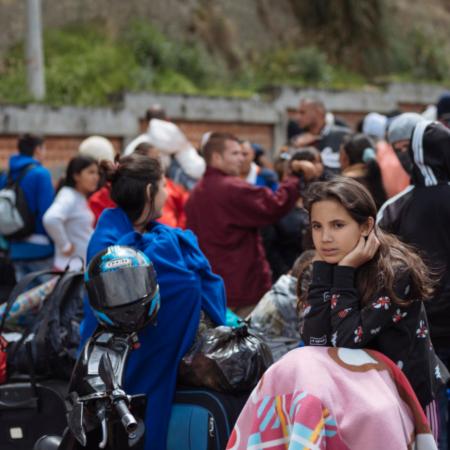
[339,133,387,209]
[299,176,448,439]
[43,155,99,270]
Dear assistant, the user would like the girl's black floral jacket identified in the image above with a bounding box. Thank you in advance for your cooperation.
[301,261,449,409]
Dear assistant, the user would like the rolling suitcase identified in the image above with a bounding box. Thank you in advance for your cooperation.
[167,387,249,450]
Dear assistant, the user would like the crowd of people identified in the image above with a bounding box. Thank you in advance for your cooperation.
[1,92,450,449]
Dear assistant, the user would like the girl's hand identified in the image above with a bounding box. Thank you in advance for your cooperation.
[338,231,380,268]
[290,160,316,181]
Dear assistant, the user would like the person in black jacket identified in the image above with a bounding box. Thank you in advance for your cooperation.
[377,120,450,449]
[299,176,448,442]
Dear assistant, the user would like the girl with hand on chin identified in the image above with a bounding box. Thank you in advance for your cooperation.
[300,177,448,438]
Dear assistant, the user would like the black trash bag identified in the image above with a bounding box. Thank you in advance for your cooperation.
[178,325,273,394]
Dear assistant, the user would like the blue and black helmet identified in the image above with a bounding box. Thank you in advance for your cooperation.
[85,245,160,332]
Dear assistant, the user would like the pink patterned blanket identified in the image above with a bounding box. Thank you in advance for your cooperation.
[227,347,436,450]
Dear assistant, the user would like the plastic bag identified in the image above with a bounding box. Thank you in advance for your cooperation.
[178,325,273,394]
[248,274,302,362]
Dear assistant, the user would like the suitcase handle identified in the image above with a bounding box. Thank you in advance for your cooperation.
[0,396,38,410]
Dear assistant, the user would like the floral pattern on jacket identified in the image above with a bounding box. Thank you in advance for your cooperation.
[301,261,449,409]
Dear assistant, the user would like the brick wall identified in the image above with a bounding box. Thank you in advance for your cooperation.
[139,119,274,150]
[0,135,122,180]
[1,120,274,181]
[398,102,425,113]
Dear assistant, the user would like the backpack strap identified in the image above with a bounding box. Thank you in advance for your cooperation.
[6,164,37,187]
[0,268,66,335]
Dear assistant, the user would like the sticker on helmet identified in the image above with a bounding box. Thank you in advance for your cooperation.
[104,258,133,270]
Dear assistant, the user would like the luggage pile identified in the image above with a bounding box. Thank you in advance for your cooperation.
[0,268,84,449]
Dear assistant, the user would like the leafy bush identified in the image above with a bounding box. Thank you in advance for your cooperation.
[124,21,220,88]
[0,40,35,105]
[0,22,228,106]
[44,28,136,106]
[0,16,449,106]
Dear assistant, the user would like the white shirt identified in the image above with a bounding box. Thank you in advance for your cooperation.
[43,186,94,270]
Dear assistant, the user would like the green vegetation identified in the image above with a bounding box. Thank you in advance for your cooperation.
[0,14,449,106]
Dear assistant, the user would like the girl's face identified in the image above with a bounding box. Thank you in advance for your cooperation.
[151,176,168,219]
[310,199,369,264]
[74,163,100,196]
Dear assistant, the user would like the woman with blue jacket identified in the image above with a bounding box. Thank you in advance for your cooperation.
[80,153,226,450]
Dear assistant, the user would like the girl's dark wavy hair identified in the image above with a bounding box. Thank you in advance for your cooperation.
[303,177,435,306]
[100,153,162,226]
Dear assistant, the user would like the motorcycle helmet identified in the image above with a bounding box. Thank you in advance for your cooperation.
[85,245,160,333]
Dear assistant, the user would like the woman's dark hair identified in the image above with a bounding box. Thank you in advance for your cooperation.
[303,177,434,306]
[291,147,321,163]
[341,133,387,209]
[57,155,98,193]
[342,133,375,166]
[100,154,163,225]
[64,155,97,187]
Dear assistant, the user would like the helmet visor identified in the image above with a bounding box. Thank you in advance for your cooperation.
[86,265,158,309]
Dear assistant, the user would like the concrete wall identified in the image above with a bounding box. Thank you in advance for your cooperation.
[0,82,447,176]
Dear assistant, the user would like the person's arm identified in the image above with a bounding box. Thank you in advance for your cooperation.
[226,176,301,228]
[301,261,333,346]
[179,229,227,325]
[35,168,55,223]
[330,265,412,347]
[43,188,74,254]
[174,146,206,180]
[224,160,316,228]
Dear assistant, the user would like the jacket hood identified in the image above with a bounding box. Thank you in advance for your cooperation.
[8,154,41,174]
[410,121,450,186]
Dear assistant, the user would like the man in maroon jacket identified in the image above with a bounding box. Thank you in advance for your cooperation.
[185,132,314,316]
